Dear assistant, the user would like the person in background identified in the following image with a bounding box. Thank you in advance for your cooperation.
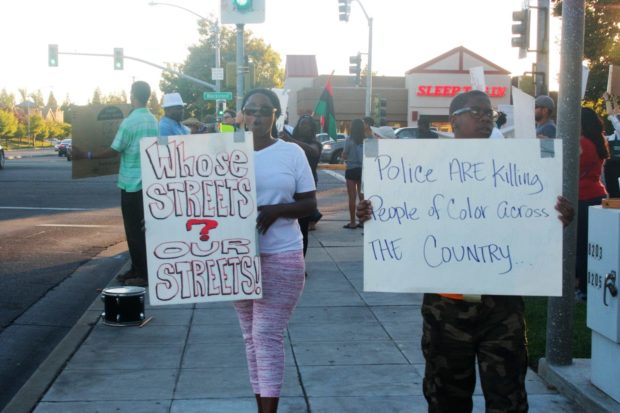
[235,88,316,413]
[603,92,620,197]
[342,118,365,229]
[356,90,574,413]
[182,117,207,134]
[282,115,322,256]
[83,81,159,287]
[159,92,189,136]
[220,109,237,132]
[363,116,375,139]
[535,95,556,138]
[575,107,610,302]
[418,116,438,139]
[203,114,219,133]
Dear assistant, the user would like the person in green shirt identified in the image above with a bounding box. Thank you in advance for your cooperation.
[108,81,159,286]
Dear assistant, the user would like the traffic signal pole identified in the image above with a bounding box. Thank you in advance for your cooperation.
[53,50,216,90]
[535,0,550,96]
[545,0,584,367]
[236,23,245,111]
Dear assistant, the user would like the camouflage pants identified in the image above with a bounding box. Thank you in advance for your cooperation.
[421,294,529,413]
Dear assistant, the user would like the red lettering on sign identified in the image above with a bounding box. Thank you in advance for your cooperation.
[416,85,506,97]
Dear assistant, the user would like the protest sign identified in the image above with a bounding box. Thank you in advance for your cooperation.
[363,139,563,296]
[140,132,261,305]
[71,104,131,179]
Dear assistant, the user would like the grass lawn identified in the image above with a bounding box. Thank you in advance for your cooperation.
[2,138,54,151]
[524,297,591,370]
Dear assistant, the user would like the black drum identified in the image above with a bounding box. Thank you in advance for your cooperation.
[101,286,146,326]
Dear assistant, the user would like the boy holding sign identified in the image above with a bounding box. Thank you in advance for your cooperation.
[357,90,573,413]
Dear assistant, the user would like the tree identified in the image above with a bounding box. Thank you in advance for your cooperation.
[0,110,18,138]
[61,95,74,125]
[102,91,128,104]
[553,0,620,100]
[159,17,284,119]
[148,92,163,118]
[29,114,48,145]
[46,92,58,110]
[0,89,15,111]
[90,88,103,105]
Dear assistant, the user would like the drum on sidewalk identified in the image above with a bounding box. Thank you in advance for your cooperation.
[101,286,146,326]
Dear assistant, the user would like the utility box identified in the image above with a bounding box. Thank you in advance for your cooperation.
[587,206,620,402]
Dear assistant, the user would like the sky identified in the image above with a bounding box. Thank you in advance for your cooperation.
[0,0,562,106]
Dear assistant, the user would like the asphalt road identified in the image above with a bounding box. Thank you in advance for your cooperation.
[0,150,127,410]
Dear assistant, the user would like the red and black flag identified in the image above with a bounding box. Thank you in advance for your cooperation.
[313,76,337,140]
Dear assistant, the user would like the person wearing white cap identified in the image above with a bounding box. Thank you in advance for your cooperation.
[534,95,556,138]
[160,92,190,136]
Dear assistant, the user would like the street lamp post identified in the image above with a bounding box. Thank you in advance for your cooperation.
[340,0,373,117]
[148,1,221,92]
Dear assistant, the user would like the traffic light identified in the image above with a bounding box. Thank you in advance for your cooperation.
[114,48,124,70]
[233,0,252,12]
[379,98,387,126]
[48,44,58,67]
[349,53,361,86]
[216,100,227,119]
[511,8,530,58]
[338,0,350,22]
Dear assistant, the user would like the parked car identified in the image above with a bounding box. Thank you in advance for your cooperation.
[0,144,5,169]
[319,134,347,164]
[394,127,439,139]
[65,142,72,161]
[57,138,72,157]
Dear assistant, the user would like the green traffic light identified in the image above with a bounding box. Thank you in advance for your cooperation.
[48,44,58,67]
[233,0,252,11]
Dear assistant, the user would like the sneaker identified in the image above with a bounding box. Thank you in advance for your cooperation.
[124,277,148,287]
[116,269,137,282]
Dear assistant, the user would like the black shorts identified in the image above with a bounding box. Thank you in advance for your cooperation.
[345,167,362,181]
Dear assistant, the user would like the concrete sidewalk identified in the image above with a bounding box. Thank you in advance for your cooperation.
[11,171,587,412]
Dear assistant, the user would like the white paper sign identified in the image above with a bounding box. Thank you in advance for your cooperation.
[512,87,537,139]
[363,139,563,296]
[469,66,486,92]
[582,65,590,99]
[140,133,262,305]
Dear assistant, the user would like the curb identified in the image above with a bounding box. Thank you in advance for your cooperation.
[538,358,620,413]
[2,259,130,413]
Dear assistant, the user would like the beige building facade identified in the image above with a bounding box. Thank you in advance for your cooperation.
[284,46,512,133]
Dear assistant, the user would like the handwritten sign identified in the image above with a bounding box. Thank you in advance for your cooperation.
[140,132,262,305]
[363,139,563,296]
[71,104,131,179]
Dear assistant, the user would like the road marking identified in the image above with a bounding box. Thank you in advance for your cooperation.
[0,206,93,211]
[37,224,114,228]
[321,169,346,183]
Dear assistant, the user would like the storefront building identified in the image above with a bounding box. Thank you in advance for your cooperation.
[285,46,512,132]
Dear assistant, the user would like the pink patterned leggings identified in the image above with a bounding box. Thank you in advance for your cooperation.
[233,250,305,397]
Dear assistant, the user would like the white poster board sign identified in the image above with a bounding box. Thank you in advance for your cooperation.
[140,132,262,305]
[363,139,563,296]
[512,87,537,139]
[469,66,486,92]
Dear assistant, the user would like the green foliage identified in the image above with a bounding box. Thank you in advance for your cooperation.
[553,0,620,100]
[524,297,591,370]
[0,89,15,110]
[0,110,18,137]
[148,92,163,119]
[29,114,48,140]
[159,17,284,120]
[47,92,58,110]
